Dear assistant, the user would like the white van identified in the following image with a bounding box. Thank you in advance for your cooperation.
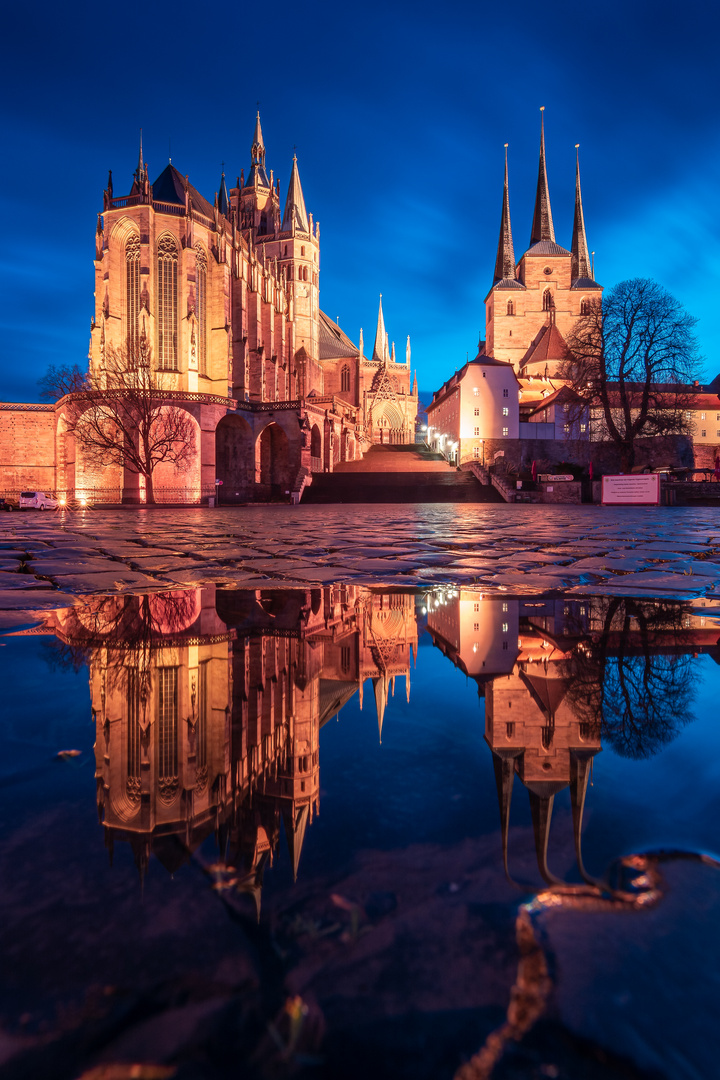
[19,491,58,510]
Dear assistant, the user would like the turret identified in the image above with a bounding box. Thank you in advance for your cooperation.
[282,155,309,232]
[571,146,593,284]
[248,112,269,188]
[493,144,517,286]
[529,107,555,247]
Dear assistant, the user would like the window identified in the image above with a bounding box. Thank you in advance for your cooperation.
[474,602,479,611]
[125,234,140,354]
[542,289,553,311]
[474,623,479,631]
[474,406,479,416]
[580,297,589,315]
[702,429,707,437]
[158,667,178,785]
[502,426,508,436]
[701,412,706,420]
[301,245,305,255]
[482,371,486,378]
[717,413,720,421]
[506,722,514,737]
[580,423,587,433]
[564,423,570,435]
[341,364,350,391]
[717,430,720,437]
[502,622,508,632]
[473,446,480,458]
[502,641,508,650]
[474,387,479,395]
[341,646,350,672]
[157,235,178,370]
[506,300,514,315]
[502,603,508,612]
[195,245,207,375]
[503,388,509,398]
[502,407,508,416]
[474,426,480,436]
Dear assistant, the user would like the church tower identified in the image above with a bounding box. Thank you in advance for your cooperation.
[485,111,602,377]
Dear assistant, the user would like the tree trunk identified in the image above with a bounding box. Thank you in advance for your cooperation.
[620,440,635,473]
[145,471,155,505]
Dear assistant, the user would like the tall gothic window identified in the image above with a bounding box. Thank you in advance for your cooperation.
[506,299,514,316]
[158,667,178,789]
[195,245,207,376]
[542,289,554,311]
[157,235,178,370]
[125,234,140,355]
[580,297,589,315]
[341,365,350,391]
[126,666,141,799]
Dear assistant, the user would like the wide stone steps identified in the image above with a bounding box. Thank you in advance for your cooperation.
[302,470,503,504]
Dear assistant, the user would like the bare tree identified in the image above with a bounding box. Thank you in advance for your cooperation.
[37,363,89,401]
[64,339,196,503]
[559,278,701,471]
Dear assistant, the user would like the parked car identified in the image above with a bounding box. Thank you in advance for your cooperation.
[19,491,59,510]
[0,497,18,512]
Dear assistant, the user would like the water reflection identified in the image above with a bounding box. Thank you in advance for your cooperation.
[33,586,715,903]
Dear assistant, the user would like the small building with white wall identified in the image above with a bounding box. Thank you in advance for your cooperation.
[426,353,519,465]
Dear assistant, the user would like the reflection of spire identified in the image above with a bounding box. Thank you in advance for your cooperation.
[528,789,562,885]
[282,802,310,883]
[570,749,600,884]
[372,676,387,743]
[492,752,518,879]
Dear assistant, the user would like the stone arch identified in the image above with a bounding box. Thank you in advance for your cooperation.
[150,406,202,503]
[255,422,294,496]
[372,401,405,444]
[215,413,254,501]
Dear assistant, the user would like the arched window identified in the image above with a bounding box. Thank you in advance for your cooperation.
[195,245,207,376]
[580,297,589,315]
[542,289,554,311]
[157,235,178,370]
[158,667,178,799]
[506,299,514,316]
[125,234,140,355]
[341,365,350,391]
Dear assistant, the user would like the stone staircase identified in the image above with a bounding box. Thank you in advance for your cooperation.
[302,444,504,503]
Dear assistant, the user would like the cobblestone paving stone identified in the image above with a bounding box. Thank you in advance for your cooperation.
[2,504,720,610]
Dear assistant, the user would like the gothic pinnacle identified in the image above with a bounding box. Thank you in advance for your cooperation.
[530,107,555,247]
[493,143,516,284]
[372,295,386,363]
[282,154,309,232]
[571,144,592,281]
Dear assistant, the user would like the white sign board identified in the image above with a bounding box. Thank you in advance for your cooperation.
[538,474,574,482]
[602,474,660,506]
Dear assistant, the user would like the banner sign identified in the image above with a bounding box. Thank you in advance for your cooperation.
[602,474,660,506]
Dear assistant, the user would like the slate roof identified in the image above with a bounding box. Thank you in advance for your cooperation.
[428,354,518,409]
[493,277,525,291]
[318,311,358,360]
[571,276,602,290]
[152,164,215,219]
[521,321,569,369]
[524,240,571,257]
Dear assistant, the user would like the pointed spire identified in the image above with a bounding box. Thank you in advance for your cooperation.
[136,129,144,180]
[391,341,396,364]
[530,108,555,247]
[372,295,386,363]
[412,369,418,396]
[282,155,309,232]
[358,327,364,358]
[249,112,269,187]
[218,166,229,217]
[493,144,516,284]
[571,145,592,281]
[372,676,387,743]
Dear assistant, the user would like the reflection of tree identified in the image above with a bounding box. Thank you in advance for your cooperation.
[566,598,696,759]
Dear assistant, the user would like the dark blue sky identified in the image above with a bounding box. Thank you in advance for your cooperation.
[2,0,719,401]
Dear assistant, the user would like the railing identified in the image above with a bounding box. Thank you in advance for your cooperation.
[0,402,55,412]
[462,461,491,485]
[310,456,323,473]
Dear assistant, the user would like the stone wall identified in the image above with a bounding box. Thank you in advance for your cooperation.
[482,434,696,475]
[0,406,57,494]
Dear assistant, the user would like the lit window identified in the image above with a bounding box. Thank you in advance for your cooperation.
[502,407,508,416]
[502,426,508,436]
[157,235,178,370]
[502,622,508,632]
[564,423,570,435]
[474,407,479,415]
[502,603,508,611]
[474,622,479,631]
[195,245,207,375]
[580,423,587,433]
[473,603,479,611]
[474,426,480,435]
[701,412,706,420]
[473,387,479,396]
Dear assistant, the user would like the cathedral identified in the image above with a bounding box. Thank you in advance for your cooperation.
[86,115,418,502]
[0,114,418,503]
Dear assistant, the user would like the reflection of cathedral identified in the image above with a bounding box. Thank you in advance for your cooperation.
[34,586,417,908]
[28,585,709,899]
[428,590,709,884]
